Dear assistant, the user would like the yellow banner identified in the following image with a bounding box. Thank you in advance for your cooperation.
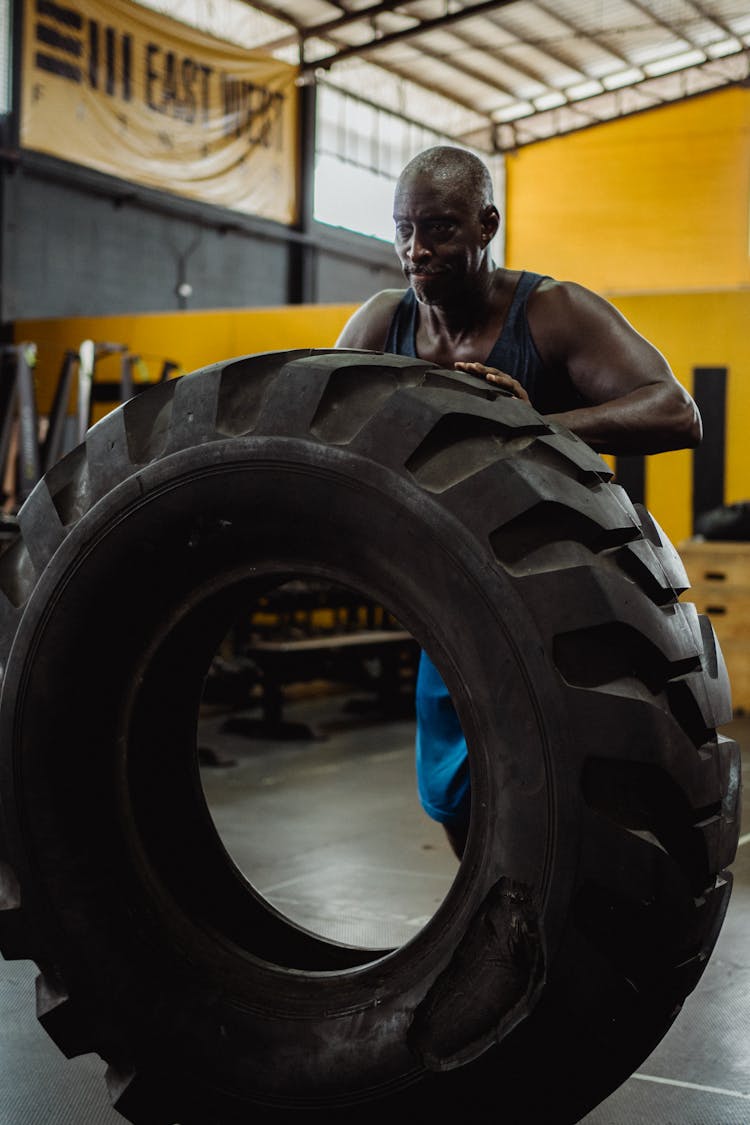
[21,0,299,223]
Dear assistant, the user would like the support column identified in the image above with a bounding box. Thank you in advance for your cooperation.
[287,46,317,305]
[692,365,727,530]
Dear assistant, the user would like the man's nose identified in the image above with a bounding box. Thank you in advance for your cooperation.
[407,228,431,263]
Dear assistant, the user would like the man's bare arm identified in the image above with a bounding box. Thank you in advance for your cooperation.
[335,290,404,351]
[527,280,701,455]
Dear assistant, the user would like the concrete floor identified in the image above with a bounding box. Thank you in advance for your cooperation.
[0,684,748,1124]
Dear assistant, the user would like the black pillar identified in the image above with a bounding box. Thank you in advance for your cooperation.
[613,454,645,507]
[691,366,727,531]
[287,65,317,305]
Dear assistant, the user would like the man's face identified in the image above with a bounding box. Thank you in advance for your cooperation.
[392,172,496,304]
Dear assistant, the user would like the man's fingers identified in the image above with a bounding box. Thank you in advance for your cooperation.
[486,372,530,401]
[454,362,530,402]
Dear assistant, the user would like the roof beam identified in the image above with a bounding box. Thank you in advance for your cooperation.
[331,50,500,127]
[239,0,303,38]
[252,2,502,132]
[626,0,708,62]
[378,32,519,102]
[680,0,741,46]
[530,1,636,71]
[261,2,409,50]
[454,15,589,93]
[490,62,749,152]
[301,0,522,72]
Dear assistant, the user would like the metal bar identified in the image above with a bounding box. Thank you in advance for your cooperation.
[42,349,78,471]
[0,353,18,486]
[262,2,428,51]
[306,0,522,72]
[13,343,42,503]
[77,340,95,444]
[120,353,134,404]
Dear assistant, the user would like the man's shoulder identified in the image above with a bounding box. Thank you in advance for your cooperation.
[528,276,600,305]
[335,288,407,349]
[364,288,409,317]
[525,275,639,363]
[526,276,607,327]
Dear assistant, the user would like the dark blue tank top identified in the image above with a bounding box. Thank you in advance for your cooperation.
[386,270,584,827]
[384,270,583,414]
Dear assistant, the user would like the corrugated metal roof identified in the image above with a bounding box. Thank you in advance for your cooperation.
[244,0,750,150]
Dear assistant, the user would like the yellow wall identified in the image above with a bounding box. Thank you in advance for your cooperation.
[15,287,749,548]
[611,290,750,544]
[15,304,356,418]
[505,87,750,294]
[504,86,750,544]
[14,88,750,549]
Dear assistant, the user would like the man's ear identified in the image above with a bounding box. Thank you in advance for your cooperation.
[481,204,500,243]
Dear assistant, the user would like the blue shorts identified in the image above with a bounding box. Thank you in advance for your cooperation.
[415,650,470,829]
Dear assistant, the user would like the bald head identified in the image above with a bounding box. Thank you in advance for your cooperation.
[392,145,499,299]
[397,146,494,212]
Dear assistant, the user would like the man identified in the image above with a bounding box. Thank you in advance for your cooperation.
[335,145,701,859]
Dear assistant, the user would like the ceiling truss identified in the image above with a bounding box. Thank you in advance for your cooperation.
[246,1,750,151]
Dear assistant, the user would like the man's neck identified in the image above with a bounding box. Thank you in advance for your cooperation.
[416,269,498,338]
[411,268,517,368]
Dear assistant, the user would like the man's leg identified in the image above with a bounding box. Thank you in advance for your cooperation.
[443,812,469,860]
[414,650,470,858]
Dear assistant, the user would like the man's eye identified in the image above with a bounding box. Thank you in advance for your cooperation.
[395,223,411,238]
[430,221,452,234]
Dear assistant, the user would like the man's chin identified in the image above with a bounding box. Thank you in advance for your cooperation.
[409,273,452,304]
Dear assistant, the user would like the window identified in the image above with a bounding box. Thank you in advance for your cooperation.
[0,0,11,114]
[130,2,506,250]
[314,84,505,251]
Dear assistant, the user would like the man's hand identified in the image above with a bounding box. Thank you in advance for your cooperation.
[454,361,531,402]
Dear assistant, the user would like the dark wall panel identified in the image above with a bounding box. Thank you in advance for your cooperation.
[2,167,291,320]
[314,223,403,304]
[1,165,404,322]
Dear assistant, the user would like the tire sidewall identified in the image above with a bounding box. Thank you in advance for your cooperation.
[0,433,576,1102]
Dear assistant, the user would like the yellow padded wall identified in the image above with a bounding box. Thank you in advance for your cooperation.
[612,290,750,545]
[16,292,747,548]
[15,304,358,417]
[505,87,750,294]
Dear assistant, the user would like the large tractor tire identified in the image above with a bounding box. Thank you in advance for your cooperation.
[0,349,740,1124]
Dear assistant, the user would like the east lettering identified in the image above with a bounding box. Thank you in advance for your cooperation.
[144,44,212,122]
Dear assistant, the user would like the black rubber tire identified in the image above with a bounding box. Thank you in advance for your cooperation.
[0,348,741,1124]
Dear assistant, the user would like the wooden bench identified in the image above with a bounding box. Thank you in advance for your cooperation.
[222,627,419,740]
